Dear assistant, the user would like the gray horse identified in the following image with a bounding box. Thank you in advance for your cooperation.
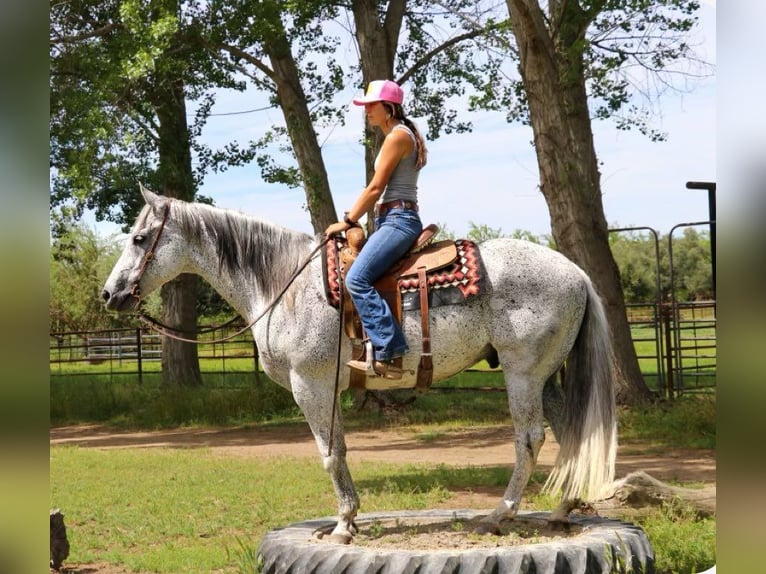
[102,184,616,542]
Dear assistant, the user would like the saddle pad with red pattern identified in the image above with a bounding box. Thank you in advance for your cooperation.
[321,237,484,311]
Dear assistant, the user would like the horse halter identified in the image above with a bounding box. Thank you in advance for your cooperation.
[130,201,171,304]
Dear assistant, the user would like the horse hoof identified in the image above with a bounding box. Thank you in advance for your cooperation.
[473,522,501,536]
[325,533,353,545]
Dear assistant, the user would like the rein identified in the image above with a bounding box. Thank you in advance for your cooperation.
[130,205,343,457]
[133,209,331,345]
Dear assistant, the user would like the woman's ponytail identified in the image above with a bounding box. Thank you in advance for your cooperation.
[386,102,428,170]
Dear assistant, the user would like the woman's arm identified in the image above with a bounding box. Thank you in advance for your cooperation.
[325,129,413,235]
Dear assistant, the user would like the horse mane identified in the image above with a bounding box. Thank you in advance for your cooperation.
[162,200,314,301]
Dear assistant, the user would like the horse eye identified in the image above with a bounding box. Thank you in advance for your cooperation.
[133,234,146,245]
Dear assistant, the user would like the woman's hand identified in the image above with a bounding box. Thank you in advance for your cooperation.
[324,221,349,237]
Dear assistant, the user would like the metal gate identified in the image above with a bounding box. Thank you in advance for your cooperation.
[609,221,716,398]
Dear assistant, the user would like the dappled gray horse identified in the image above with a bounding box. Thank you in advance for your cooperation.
[102,184,616,542]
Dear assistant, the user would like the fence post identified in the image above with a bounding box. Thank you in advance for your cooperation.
[253,340,261,385]
[136,327,143,384]
[661,303,674,400]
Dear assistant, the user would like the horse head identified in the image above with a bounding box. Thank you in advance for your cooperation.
[102,183,187,312]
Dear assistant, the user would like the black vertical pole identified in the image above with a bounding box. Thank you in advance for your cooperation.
[685,181,716,296]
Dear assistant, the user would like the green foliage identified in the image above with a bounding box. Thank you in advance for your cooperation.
[459,0,709,139]
[50,224,126,331]
[436,222,549,245]
[49,0,253,234]
[609,227,713,302]
[50,0,710,232]
[638,498,716,574]
[466,221,504,242]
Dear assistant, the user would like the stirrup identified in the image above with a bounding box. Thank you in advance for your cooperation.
[346,358,403,380]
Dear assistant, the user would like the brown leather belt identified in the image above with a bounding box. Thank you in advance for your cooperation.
[374,199,418,217]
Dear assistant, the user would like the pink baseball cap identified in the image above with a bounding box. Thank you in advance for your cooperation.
[352,80,404,106]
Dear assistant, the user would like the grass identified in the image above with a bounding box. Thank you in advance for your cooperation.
[49,449,495,573]
[640,498,716,574]
[50,373,301,428]
[50,445,715,574]
[50,369,515,429]
[618,393,716,450]
[50,370,716,573]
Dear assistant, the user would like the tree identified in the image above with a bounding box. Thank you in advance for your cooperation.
[466,221,504,242]
[669,228,712,301]
[207,1,498,233]
[204,0,345,233]
[609,229,661,303]
[50,225,124,332]
[498,0,707,404]
[50,0,237,386]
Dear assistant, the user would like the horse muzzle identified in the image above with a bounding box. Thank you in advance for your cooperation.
[101,288,140,312]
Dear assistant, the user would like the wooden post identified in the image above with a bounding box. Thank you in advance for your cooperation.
[136,327,143,384]
[253,340,261,385]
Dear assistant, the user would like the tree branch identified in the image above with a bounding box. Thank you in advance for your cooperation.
[214,42,276,81]
[50,23,122,46]
[399,28,492,84]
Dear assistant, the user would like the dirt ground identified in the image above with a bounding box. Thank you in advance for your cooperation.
[50,422,716,573]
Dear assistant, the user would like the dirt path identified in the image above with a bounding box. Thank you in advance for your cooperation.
[50,422,716,484]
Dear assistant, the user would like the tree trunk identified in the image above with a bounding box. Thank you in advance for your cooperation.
[506,0,652,404]
[264,22,337,234]
[350,0,411,409]
[154,48,203,388]
[160,274,203,387]
[352,0,403,234]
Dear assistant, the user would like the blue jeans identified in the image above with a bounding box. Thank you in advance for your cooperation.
[345,208,422,361]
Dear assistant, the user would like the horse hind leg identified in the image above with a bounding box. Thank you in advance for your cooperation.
[476,369,547,535]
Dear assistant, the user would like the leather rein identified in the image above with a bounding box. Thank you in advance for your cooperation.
[130,200,331,345]
[130,202,344,457]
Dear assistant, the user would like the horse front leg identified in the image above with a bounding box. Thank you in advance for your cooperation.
[477,373,546,535]
[291,377,359,544]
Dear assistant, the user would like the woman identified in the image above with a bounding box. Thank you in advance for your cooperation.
[324,80,428,380]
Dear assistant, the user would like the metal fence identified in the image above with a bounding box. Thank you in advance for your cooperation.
[610,222,716,398]
[50,323,259,384]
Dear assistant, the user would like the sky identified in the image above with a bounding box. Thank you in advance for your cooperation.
[91,1,716,241]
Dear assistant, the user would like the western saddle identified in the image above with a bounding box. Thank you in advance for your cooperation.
[338,223,459,392]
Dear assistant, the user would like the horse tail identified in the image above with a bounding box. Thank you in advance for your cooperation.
[543,273,617,501]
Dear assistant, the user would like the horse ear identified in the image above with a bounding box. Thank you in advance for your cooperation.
[139,182,163,213]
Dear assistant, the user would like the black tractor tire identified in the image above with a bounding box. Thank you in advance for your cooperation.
[256,508,654,573]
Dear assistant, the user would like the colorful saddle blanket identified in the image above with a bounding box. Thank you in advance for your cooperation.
[321,237,484,311]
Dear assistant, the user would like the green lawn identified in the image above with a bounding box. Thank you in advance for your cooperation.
[51,444,714,574]
[50,350,716,573]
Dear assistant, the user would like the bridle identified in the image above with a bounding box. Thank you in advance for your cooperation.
[128,199,332,345]
[130,201,171,303]
[127,205,343,454]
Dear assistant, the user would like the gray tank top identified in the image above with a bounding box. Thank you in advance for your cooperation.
[375,124,419,204]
